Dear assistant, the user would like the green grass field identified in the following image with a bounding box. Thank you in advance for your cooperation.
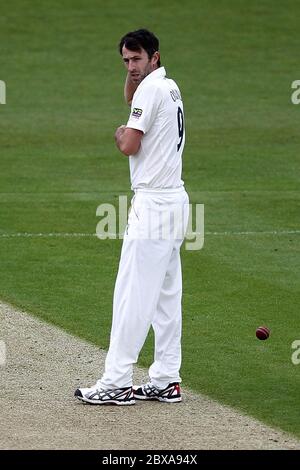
[1,0,300,438]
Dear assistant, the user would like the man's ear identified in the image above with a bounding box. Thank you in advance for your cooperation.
[152,51,160,66]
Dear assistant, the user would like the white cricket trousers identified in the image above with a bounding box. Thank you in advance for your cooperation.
[99,187,189,390]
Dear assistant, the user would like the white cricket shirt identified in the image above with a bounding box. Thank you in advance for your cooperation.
[126,66,185,190]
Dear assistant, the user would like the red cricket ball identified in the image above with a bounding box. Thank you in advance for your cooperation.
[256,326,270,340]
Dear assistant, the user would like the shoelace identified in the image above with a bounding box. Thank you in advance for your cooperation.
[89,387,131,400]
[144,383,161,396]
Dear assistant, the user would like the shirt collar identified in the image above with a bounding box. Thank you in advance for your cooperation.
[140,66,166,87]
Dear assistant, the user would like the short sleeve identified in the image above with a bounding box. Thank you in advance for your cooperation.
[126,83,162,134]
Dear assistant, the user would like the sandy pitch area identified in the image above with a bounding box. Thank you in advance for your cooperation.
[1,300,299,450]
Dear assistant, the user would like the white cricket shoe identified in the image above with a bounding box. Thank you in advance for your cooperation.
[74,382,135,405]
[133,382,182,403]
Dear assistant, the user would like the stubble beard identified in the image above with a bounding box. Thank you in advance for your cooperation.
[132,61,153,85]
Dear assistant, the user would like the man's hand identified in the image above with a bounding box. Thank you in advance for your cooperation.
[114,125,143,156]
[124,73,138,105]
[115,125,126,144]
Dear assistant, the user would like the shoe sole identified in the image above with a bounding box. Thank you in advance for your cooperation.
[133,395,182,403]
[76,396,136,406]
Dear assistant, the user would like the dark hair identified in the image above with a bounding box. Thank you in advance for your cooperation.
[119,28,161,67]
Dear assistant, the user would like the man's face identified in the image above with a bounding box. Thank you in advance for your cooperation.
[122,46,158,84]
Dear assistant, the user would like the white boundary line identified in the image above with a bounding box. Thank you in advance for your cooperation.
[0,230,300,238]
[206,230,300,236]
[0,233,96,238]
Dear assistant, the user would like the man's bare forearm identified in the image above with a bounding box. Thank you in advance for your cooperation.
[115,125,142,156]
[124,73,138,105]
